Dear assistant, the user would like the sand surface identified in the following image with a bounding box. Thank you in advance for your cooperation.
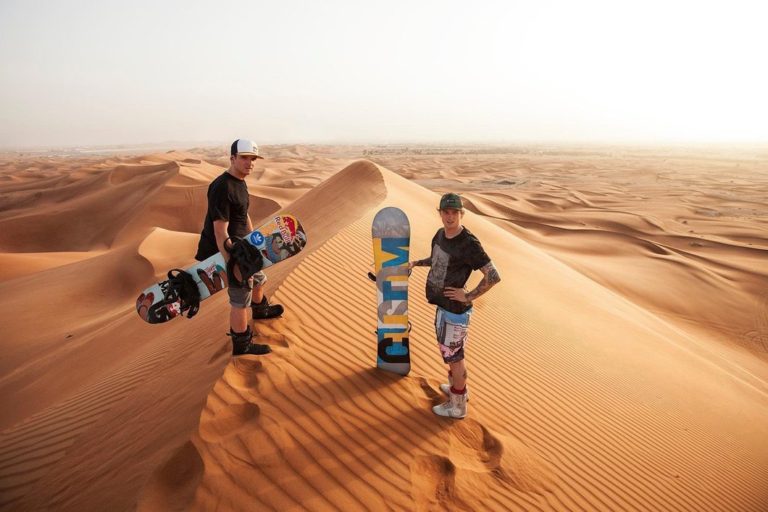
[1,144,767,511]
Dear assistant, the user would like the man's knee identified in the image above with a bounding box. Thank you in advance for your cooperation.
[253,271,267,287]
[228,285,253,308]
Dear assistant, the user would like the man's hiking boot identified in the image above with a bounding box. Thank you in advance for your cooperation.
[229,326,272,356]
[251,296,284,320]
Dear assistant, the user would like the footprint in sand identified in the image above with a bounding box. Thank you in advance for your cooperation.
[198,402,261,443]
[447,420,503,472]
[411,383,554,498]
[253,325,289,348]
[446,419,554,494]
[136,441,204,511]
[410,454,468,511]
[224,359,265,390]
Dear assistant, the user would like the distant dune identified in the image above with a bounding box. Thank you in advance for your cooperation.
[1,145,766,511]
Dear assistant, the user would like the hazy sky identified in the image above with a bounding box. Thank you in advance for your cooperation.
[1,0,766,148]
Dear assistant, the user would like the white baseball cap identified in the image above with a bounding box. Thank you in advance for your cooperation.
[230,139,264,159]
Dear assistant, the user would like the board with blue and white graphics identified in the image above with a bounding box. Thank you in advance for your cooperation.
[137,214,306,324]
[372,207,410,375]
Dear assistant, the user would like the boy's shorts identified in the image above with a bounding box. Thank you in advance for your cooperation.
[228,271,267,308]
[434,307,472,363]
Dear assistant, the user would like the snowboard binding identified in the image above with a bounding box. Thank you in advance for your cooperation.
[166,269,201,318]
[225,236,264,287]
[141,268,201,323]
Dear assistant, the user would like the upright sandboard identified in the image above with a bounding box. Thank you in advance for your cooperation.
[137,214,306,324]
[372,207,411,375]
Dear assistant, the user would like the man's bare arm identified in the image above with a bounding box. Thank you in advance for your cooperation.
[466,262,501,301]
[213,219,230,260]
[444,261,501,303]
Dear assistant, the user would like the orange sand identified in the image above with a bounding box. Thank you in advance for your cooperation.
[1,144,767,511]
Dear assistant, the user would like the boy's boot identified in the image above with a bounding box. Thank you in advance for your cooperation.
[432,387,468,419]
[229,326,271,356]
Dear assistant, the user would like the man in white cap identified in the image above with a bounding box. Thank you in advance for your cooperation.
[195,139,283,356]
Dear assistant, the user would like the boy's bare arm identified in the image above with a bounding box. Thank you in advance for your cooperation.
[444,261,501,303]
[409,257,432,269]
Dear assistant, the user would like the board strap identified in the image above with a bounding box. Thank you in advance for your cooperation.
[165,268,201,319]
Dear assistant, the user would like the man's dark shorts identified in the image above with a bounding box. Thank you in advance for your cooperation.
[228,271,267,308]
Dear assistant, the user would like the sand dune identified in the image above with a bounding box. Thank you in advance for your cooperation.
[1,146,767,511]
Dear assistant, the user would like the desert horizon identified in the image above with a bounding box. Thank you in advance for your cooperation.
[0,143,766,511]
[4,0,767,508]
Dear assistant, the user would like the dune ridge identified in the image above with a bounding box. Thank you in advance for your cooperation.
[152,161,766,511]
[1,147,766,511]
